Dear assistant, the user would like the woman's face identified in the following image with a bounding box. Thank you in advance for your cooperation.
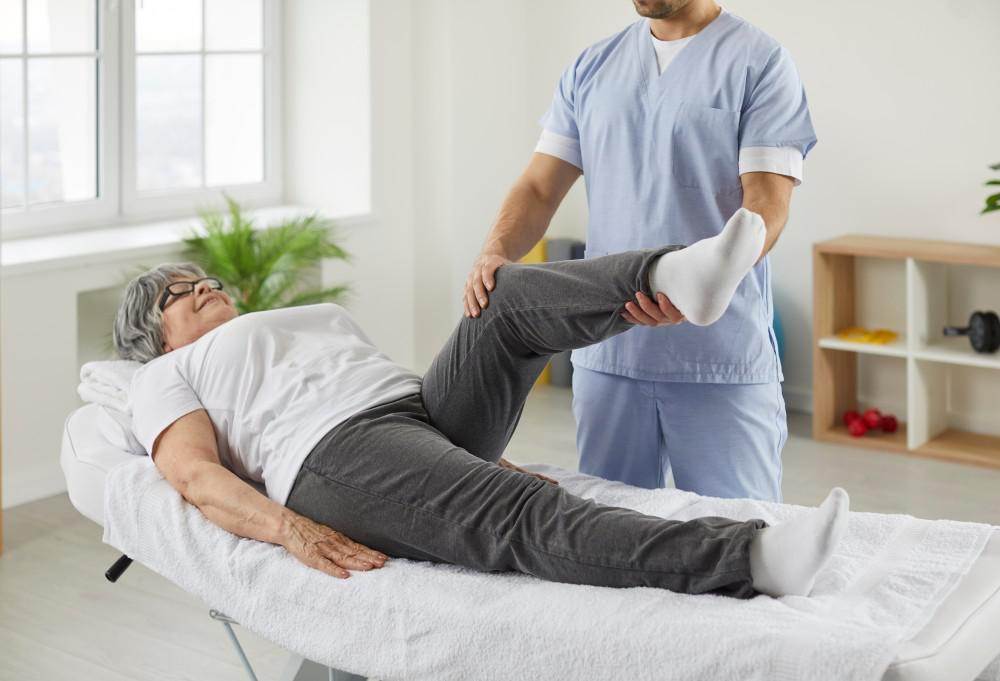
[160,277,239,353]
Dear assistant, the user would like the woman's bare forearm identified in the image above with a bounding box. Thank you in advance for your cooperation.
[184,461,294,546]
[178,461,388,578]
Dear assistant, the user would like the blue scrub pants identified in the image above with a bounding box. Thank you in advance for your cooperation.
[571,366,786,501]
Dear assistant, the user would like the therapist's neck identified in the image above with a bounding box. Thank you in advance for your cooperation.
[645,0,722,41]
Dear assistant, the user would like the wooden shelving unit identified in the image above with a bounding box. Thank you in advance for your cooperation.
[813,235,1000,468]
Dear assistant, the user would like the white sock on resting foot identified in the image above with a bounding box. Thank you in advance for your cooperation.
[648,207,766,326]
[749,487,849,598]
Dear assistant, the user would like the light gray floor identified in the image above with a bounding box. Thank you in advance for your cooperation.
[3,386,999,681]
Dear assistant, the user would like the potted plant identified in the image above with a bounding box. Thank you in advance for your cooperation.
[183,196,350,313]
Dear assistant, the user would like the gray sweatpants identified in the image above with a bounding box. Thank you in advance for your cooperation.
[285,248,765,598]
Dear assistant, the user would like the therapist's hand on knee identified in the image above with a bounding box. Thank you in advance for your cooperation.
[280,512,388,579]
[622,291,685,327]
[464,252,511,318]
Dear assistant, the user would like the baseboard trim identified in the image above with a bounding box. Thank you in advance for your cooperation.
[2,470,67,509]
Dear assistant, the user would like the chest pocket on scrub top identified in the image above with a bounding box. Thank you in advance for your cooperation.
[670,101,740,192]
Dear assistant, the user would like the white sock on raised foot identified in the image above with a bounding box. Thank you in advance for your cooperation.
[648,207,766,326]
[749,487,850,598]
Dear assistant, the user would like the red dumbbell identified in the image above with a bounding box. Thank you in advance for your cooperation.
[862,409,882,429]
[848,419,868,437]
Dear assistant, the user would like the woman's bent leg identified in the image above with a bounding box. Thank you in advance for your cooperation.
[421,248,678,462]
[285,395,763,598]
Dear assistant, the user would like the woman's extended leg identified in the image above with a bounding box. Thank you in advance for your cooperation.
[285,393,848,599]
[285,394,766,598]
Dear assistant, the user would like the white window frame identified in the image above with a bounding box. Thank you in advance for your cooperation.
[1,0,119,239]
[120,0,282,219]
[1,0,282,241]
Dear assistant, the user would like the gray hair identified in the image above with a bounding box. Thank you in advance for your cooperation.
[113,262,208,364]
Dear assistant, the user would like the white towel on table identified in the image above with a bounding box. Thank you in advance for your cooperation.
[78,360,141,414]
[102,459,997,681]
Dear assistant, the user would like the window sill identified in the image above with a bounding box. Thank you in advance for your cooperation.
[1,206,374,278]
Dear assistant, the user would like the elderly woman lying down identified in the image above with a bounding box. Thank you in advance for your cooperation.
[114,209,847,600]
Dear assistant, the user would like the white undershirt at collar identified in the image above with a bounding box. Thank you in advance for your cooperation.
[650,32,695,75]
[648,6,726,75]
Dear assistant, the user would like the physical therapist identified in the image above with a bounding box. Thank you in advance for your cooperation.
[462,0,817,501]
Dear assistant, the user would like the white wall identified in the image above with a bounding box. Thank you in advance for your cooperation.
[1,248,189,508]
[410,0,1000,404]
[410,0,458,368]
[283,0,371,218]
[410,0,537,368]
[284,0,416,370]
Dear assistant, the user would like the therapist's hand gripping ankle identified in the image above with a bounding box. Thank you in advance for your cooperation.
[622,291,685,327]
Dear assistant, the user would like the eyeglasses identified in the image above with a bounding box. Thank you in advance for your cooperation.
[158,277,224,311]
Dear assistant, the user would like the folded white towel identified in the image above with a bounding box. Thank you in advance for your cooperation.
[102,459,997,681]
[78,360,141,414]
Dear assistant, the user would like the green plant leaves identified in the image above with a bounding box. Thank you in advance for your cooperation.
[983,164,1000,215]
[183,196,350,313]
[983,192,1000,215]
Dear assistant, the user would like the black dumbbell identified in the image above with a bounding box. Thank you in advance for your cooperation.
[943,311,1000,354]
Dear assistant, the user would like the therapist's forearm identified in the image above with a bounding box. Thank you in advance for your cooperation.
[739,171,794,259]
[743,196,788,258]
[481,178,559,261]
[184,461,294,547]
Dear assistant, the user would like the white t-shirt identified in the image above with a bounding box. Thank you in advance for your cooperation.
[535,9,805,185]
[129,303,422,505]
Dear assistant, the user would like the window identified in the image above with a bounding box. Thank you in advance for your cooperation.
[0,0,104,225]
[0,0,280,240]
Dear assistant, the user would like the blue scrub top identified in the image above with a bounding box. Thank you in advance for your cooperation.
[541,11,817,384]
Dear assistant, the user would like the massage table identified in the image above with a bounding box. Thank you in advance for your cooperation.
[61,402,1000,681]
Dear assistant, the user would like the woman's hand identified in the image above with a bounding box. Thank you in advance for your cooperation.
[280,511,389,579]
[499,458,559,485]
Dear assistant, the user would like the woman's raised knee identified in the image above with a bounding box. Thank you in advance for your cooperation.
[489,264,533,311]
